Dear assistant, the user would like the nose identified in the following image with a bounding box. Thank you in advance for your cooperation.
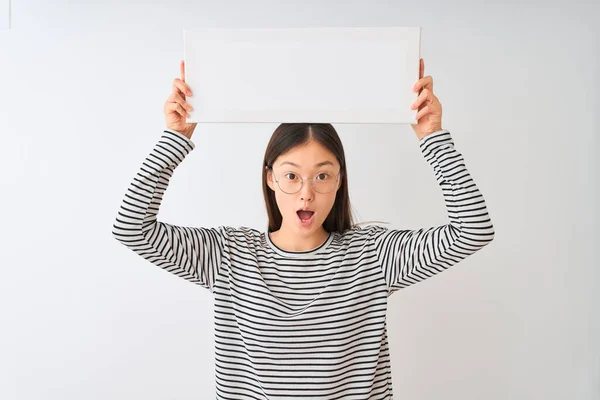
[299,178,315,200]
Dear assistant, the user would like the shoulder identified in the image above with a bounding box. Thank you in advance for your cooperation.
[216,225,261,239]
[339,223,391,243]
[215,225,263,247]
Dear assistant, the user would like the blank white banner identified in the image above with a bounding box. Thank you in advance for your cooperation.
[184,26,421,124]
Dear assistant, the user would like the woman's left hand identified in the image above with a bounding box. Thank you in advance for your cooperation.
[410,58,443,140]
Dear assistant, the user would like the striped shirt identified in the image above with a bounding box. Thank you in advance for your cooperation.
[112,128,495,399]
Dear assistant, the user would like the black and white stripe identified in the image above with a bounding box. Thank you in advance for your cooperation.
[112,128,494,399]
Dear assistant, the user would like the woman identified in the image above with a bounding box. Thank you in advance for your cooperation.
[112,59,495,399]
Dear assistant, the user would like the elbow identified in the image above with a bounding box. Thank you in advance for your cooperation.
[469,223,495,250]
[112,224,123,243]
[111,219,128,243]
[486,230,495,245]
[482,223,495,246]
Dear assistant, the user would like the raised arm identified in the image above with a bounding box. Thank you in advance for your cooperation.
[372,129,495,293]
[111,129,230,290]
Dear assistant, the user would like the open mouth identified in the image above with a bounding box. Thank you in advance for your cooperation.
[297,210,315,223]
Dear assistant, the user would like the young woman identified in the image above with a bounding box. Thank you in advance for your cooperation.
[112,59,495,399]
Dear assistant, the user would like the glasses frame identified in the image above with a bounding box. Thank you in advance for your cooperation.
[269,167,341,195]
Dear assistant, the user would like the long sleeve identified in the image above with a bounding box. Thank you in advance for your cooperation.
[111,129,230,291]
[372,129,495,294]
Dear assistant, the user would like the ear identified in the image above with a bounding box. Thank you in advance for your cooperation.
[266,166,275,191]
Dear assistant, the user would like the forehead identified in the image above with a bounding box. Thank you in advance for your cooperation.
[276,140,338,169]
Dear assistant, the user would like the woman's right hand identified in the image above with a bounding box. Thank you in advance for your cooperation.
[164,60,197,139]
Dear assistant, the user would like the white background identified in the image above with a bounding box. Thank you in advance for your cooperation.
[1,0,9,30]
[1,0,597,399]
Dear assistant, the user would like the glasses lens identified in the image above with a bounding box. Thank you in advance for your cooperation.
[313,173,338,193]
[279,177,302,193]
[278,173,302,194]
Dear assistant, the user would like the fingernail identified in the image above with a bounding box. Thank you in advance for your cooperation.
[187,90,192,96]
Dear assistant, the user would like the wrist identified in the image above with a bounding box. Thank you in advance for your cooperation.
[417,127,443,142]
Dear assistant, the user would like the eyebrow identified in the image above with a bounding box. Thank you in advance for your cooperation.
[279,161,335,168]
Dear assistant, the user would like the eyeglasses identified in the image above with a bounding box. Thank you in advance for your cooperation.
[270,168,341,194]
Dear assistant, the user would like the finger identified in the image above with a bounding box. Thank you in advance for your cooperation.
[168,92,193,111]
[180,60,192,96]
[166,101,190,118]
[411,88,431,110]
[165,101,186,117]
[173,77,192,96]
[413,75,433,94]
[415,105,430,121]
[412,59,424,95]
[413,76,433,92]
[174,95,194,111]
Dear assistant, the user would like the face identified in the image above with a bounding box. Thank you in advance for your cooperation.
[267,139,342,237]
